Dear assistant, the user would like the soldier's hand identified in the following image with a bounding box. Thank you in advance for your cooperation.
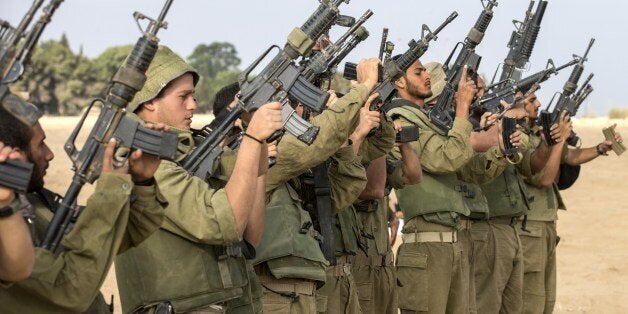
[247,102,283,141]
[598,124,623,154]
[102,138,129,175]
[558,111,573,141]
[455,66,476,117]
[356,58,381,91]
[354,93,381,139]
[267,140,278,159]
[0,142,25,206]
[611,124,623,144]
[480,112,498,129]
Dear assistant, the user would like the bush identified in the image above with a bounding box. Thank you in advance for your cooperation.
[608,108,628,119]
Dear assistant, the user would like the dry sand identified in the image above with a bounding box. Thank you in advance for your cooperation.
[38,115,628,314]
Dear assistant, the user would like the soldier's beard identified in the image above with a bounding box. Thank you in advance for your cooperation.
[407,80,432,100]
[26,151,45,192]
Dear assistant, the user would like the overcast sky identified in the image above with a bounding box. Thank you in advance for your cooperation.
[3,0,626,116]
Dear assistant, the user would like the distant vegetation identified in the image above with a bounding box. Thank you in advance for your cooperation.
[11,34,242,115]
[609,108,628,119]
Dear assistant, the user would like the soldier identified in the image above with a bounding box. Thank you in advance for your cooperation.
[115,45,284,313]
[350,118,421,314]
[519,101,623,313]
[471,91,569,314]
[0,104,167,313]
[252,58,380,314]
[388,57,520,313]
[0,142,34,283]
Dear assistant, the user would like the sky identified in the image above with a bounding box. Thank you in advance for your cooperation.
[2,0,627,116]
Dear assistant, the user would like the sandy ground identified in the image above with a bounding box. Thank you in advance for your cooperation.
[38,115,628,314]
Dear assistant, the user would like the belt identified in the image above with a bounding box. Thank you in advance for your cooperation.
[260,279,317,296]
[401,231,458,243]
[354,250,394,267]
[326,256,353,277]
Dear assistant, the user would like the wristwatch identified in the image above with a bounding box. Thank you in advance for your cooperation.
[596,143,608,156]
[0,195,21,218]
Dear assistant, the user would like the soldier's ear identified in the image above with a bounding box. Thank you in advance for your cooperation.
[394,76,406,90]
[141,101,156,112]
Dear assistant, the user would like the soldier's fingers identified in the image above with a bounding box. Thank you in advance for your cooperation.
[130,149,143,162]
[102,138,117,172]
[459,65,468,83]
[0,148,9,162]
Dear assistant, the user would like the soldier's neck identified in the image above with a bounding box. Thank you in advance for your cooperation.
[398,93,425,108]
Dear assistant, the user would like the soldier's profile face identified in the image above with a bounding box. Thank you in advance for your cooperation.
[523,92,541,119]
[150,73,197,130]
[404,60,433,100]
[28,123,54,190]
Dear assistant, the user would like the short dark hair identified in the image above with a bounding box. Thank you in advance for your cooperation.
[0,106,32,152]
[213,82,239,116]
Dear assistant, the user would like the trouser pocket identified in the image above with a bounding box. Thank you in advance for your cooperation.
[519,224,545,274]
[396,246,429,312]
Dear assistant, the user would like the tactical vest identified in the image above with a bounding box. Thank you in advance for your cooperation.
[252,183,327,283]
[523,133,566,222]
[354,198,390,256]
[480,164,531,219]
[115,229,247,313]
[333,205,365,256]
[387,103,470,226]
[461,182,490,220]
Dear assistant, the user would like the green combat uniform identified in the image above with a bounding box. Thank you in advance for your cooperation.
[471,141,535,313]
[387,99,508,313]
[251,82,371,314]
[518,131,567,314]
[0,173,166,314]
[115,46,256,314]
[351,116,398,314]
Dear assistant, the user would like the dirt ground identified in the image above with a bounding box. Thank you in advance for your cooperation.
[38,115,628,314]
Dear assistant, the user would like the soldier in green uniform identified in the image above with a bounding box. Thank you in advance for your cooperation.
[198,58,379,314]
[255,58,380,313]
[115,46,284,313]
[470,91,572,314]
[388,58,521,313]
[519,98,623,314]
[0,105,168,313]
[351,119,421,314]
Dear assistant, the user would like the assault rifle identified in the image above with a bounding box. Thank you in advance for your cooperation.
[539,38,595,146]
[472,57,578,114]
[429,0,498,132]
[494,0,548,85]
[181,0,350,180]
[0,0,64,192]
[344,11,459,110]
[573,73,593,111]
[41,0,179,251]
[301,9,373,91]
[2,0,64,84]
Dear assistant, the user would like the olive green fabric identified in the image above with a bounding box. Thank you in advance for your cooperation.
[517,220,557,314]
[424,62,446,104]
[0,173,166,313]
[481,164,532,218]
[471,220,524,314]
[257,265,319,314]
[357,112,395,163]
[115,158,246,313]
[225,260,263,314]
[462,182,490,220]
[267,83,370,192]
[387,104,474,225]
[328,146,367,213]
[128,45,199,113]
[459,218,477,314]
[1,91,42,126]
[252,183,327,283]
[316,257,362,314]
[396,216,469,313]
[522,134,567,221]
[352,198,398,314]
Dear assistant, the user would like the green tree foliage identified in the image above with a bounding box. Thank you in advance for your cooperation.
[12,36,244,115]
[187,42,241,112]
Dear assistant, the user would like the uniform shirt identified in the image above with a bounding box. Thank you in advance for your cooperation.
[0,173,166,313]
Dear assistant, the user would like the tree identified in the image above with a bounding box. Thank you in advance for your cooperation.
[187,42,241,112]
